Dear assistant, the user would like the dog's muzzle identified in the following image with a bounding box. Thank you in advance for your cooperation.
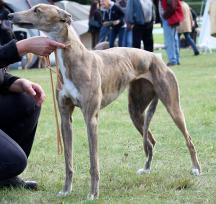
[8,13,34,29]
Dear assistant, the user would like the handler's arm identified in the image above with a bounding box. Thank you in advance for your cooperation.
[0,40,21,68]
[0,37,66,68]
[16,37,65,56]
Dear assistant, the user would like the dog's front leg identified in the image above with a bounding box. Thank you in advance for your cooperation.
[57,99,75,197]
[84,112,100,200]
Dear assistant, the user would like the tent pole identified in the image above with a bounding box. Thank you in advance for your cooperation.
[26,0,32,8]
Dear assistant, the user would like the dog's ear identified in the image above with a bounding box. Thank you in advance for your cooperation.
[58,10,72,25]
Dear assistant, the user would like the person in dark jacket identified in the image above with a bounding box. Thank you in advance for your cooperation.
[100,0,125,47]
[98,8,111,43]
[0,37,65,189]
[0,0,14,45]
[190,8,198,44]
[88,0,102,48]
[116,0,133,47]
[126,0,155,52]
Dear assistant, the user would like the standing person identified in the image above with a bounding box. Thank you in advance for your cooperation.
[0,37,65,189]
[100,0,125,47]
[159,0,184,66]
[88,0,102,48]
[153,0,162,24]
[116,0,132,47]
[177,1,199,56]
[98,8,111,43]
[209,0,216,37]
[190,8,198,44]
[126,0,155,52]
[0,0,14,45]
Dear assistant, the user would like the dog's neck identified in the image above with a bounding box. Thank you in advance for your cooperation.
[46,24,87,54]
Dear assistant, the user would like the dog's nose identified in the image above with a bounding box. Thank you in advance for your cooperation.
[8,13,14,20]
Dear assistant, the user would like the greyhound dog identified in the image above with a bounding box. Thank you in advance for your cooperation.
[9,4,201,199]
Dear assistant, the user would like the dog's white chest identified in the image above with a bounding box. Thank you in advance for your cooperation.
[57,49,80,104]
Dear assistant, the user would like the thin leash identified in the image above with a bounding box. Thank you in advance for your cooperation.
[44,43,71,155]
[25,0,64,154]
[45,52,63,155]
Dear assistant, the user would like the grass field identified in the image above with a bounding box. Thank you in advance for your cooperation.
[1,49,216,204]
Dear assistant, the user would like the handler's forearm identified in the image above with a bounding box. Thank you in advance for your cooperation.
[16,39,29,56]
[16,37,66,57]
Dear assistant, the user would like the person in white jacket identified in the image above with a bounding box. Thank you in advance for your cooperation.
[177,1,199,55]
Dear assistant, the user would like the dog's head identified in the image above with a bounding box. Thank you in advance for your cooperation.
[9,4,72,33]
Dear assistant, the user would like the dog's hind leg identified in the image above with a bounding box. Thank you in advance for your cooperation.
[140,97,158,174]
[128,79,158,174]
[57,97,75,197]
[151,64,201,175]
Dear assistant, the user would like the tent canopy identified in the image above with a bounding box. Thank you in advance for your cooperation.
[55,1,90,35]
[4,0,90,35]
[198,0,216,49]
[4,0,51,12]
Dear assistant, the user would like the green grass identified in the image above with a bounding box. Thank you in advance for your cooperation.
[1,49,216,204]
[154,34,164,45]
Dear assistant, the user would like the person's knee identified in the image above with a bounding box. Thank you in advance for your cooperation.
[13,149,27,177]
[16,93,41,118]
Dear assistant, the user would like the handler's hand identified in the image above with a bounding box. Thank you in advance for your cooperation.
[9,79,46,106]
[16,36,66,56]
[112,20,120,25]
[103,21,113,27]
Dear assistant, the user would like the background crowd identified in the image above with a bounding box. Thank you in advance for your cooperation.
[88,0,200,66]
[0,0,208,67]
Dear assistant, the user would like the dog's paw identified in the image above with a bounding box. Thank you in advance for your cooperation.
[57,190,71,197]
[191,168,200,176]
[87,193,98,200]
[136,168,151,175]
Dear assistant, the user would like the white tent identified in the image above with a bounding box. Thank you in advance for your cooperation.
[55,1,90,35]
[198,0,216,49]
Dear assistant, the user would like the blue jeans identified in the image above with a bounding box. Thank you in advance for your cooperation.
[179,32,199,54]
[162,18,180,64]
[122,28,132,47]
[99,26,110,43]
[109,27,125,47]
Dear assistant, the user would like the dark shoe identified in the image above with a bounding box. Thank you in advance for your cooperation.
[194,51,200,56]
[23,180,38,190]
[0,177,38,190]
[167,62,177,66]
